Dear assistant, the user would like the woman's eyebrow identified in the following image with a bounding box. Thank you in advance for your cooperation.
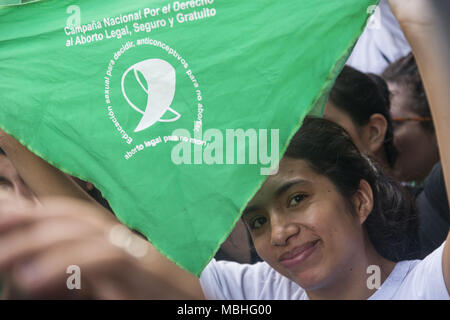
[242,179,311,217]
[275,179,311,197]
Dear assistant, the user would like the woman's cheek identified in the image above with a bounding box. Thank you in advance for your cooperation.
[311,208,356,255]
[250,233,271,261]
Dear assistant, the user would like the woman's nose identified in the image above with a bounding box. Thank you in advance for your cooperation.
[270,214,300,246]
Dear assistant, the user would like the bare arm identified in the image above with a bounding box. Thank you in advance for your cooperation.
[388,0,450,293]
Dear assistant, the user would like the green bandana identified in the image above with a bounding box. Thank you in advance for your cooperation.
[0,0,378,275]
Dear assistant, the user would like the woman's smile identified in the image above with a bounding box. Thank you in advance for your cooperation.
[278,239,320,270]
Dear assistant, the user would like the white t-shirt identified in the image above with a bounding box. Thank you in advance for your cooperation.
[200,242,449,300]
[346,0,411,74]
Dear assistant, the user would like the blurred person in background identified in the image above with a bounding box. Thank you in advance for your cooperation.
[383,54,448,258]
[324,65,396,175]
[383,52,440,185]
[324,64,449,258]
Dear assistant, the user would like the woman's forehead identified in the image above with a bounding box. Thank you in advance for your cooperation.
[248,158,318,203]
[388,82,419,115]
[276,157,312,177]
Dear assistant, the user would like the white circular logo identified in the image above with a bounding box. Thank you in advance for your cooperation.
[121,59,180,132]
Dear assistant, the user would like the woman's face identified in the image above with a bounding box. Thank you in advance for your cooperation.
[323,101,367,153]
[388,82,439,182]
[242,157,366,290]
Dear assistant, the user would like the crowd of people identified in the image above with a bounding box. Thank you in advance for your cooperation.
[0,0,449,299]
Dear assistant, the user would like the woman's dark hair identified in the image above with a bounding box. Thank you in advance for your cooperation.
[285,117,420,261]
[329,65,398,168]
[382,52,433,131]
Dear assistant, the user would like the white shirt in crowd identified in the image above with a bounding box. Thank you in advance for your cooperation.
[200,242,449,300]
[346,0,411,74]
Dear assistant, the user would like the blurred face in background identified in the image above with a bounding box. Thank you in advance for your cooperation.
[324,101,390,170]
[388,82,439,183]
[324,101,367,153]
[0,155,37,204]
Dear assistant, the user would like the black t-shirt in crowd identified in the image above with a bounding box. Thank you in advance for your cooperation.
[416,162,450,258]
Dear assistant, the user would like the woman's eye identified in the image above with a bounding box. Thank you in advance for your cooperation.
[250,217,267,230]
[288,194,307,207]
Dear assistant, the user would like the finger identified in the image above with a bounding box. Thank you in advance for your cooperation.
[0,200,44,237]
[0,216,100,270]
[9,237,130,299]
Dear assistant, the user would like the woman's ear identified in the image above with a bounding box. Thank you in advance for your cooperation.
[352,179,374,224]
[363,113,388,155]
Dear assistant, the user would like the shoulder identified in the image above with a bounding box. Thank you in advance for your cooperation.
[199,259,306,300]
[416,162,450,256]
[423,162,449,221]
[389,242,450,299]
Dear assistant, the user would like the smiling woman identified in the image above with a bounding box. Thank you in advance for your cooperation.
[201,117,421,300]
[281,118,418,262]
